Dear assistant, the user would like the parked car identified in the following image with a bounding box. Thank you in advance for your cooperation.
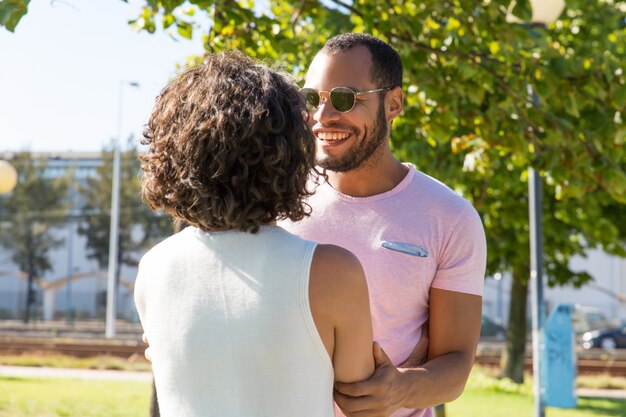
[581,326,626,350]
[481,315,506,340]
[571,305,612,336]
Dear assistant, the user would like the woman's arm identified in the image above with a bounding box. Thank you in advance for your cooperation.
[309,244,375,383]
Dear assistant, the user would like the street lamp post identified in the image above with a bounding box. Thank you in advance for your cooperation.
[494,272,504,324]
[519,2,565,417]
[528,165,545,417]
[106,80,139,339]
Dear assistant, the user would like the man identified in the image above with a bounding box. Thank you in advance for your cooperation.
[278,33,486,417]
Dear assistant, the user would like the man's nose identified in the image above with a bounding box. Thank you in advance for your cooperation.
[313,98,341,124]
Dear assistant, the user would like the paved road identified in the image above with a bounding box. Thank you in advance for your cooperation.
[576,388,626,399]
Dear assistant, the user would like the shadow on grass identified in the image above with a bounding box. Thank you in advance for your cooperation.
[574,397,626,416]
[0,376,27,382]
[0,376,48,385]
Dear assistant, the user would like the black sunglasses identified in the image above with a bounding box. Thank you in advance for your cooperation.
[300,86,395,113]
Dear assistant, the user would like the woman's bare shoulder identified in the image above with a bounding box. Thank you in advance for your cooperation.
[309,244,368,316]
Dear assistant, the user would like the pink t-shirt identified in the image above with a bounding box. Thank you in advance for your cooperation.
[279,165,486,417]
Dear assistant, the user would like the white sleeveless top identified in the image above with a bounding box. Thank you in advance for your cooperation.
[134,225,334,417]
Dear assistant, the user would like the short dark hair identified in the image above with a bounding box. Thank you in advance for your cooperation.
[322,33,403,88]
[140,52,315,233]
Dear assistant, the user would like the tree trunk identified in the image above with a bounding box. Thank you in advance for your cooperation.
[24,271,33,324]
[500,265,529,383]
[24,223,34,324]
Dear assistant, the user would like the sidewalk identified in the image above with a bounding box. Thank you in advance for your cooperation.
[0,365,152,382]
[576,388,626,399]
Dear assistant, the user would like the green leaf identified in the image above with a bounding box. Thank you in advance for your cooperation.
[459,62,478,81]
[161,0,184,14]
[614,85,626,108]
[563,92,580,118]
[549,58,566,77]
[512,0,532,21]
[146,0,159,10]
[162,14,175,29]
[0,0,30,32]
[177,21,192,39]
[488,41,500,55]
[190,0,214,7]
[466,85,485,105]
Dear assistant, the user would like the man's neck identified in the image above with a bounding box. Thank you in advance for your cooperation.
[326,153,409,198]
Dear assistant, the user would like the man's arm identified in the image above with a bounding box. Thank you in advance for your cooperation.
[334,288,482,416]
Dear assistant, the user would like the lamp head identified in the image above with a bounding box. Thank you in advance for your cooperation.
[530,0,565,25]
[507,0,566,25]
[0,160,18,194]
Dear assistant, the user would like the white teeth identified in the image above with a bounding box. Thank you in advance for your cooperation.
[316,132,350,141]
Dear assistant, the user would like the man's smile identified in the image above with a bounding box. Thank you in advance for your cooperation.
[313,129,354,147]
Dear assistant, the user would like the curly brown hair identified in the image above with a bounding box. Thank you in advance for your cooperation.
[140,52,315,233]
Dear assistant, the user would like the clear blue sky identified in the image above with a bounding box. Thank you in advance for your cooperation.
[0,0,205,152]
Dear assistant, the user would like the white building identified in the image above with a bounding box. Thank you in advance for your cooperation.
[1,152,625,326]
[483,250,626,328]
[0,152,140,321]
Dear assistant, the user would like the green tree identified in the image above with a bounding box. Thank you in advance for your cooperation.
[0,151,70,322]
[77,140,172,300]
[124,0,626,384]
[4,0,626,383]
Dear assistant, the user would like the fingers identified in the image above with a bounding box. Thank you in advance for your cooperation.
[334,391,377,416]
[142,332,152,362]
[145,346,153,362]
[335,391,394,417]
[335,343,402,417]
[335,380,370,397]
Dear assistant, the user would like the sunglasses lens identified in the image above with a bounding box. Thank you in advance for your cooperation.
[330,87,355,112]
[300,88,320,112]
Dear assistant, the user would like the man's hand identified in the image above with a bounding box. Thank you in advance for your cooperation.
[398,321,428,368]
[142,333,153,362]
[334,342,407,417]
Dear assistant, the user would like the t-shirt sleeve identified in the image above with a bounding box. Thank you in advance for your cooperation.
[431,202,486,296]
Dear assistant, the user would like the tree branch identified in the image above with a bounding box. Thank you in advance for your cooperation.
[290,0,308,27]
[50,0,79,12]
[328,0,363,17]
[391,32,504,67]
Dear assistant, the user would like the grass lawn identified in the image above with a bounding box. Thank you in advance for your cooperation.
[447,387,626,417]
[0,354,150,372]
[0,359,624,417]
[446,369,626,417]
[0,376,151,417]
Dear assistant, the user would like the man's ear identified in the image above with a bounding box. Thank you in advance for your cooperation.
[385,86,403,122]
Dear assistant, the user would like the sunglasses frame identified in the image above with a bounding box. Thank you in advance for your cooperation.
[301,85,396,113]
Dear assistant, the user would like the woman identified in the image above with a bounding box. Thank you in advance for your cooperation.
[135,52,374,417]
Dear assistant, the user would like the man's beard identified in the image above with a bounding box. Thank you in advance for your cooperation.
[316,101,387,173]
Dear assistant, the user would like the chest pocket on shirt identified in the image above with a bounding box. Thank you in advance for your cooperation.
[380,241,429,258]
[364,240,435,329]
